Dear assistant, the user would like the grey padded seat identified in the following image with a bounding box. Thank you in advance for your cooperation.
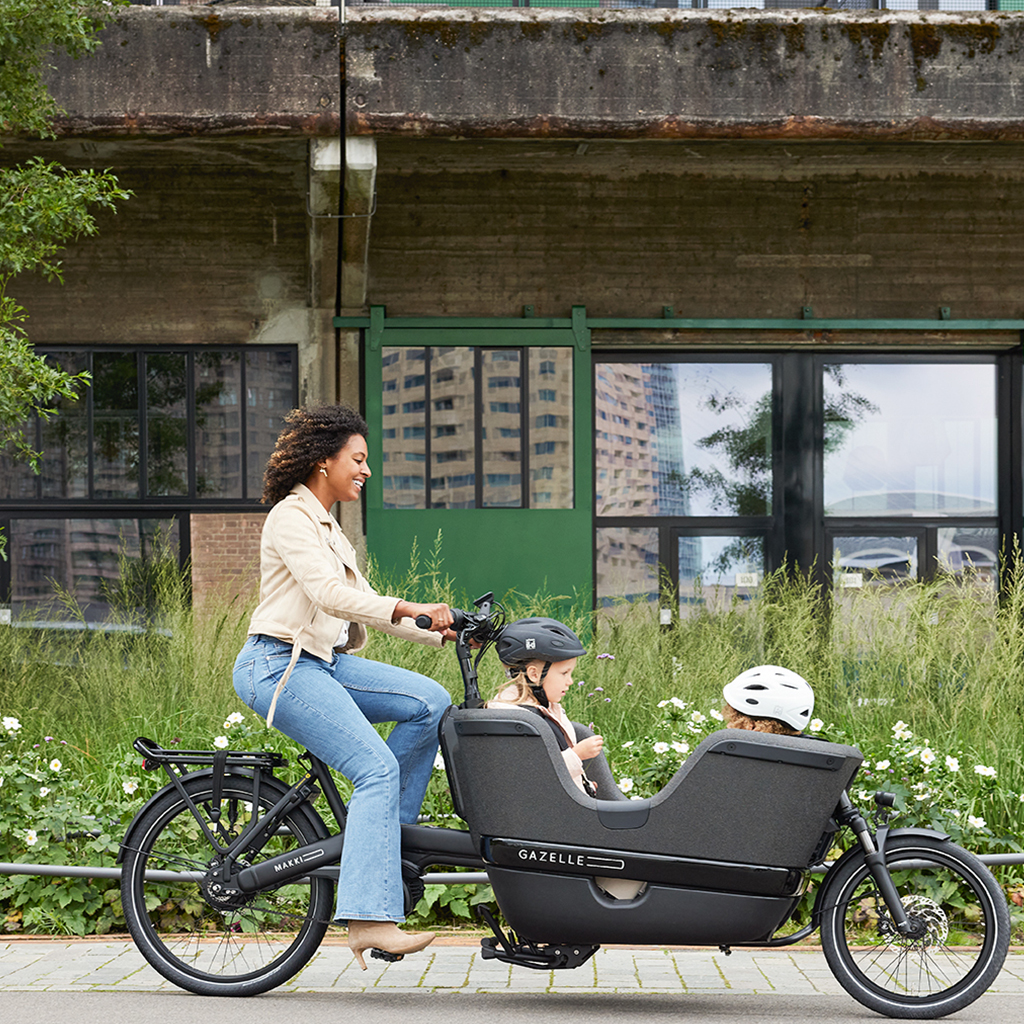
[441,706,863,870]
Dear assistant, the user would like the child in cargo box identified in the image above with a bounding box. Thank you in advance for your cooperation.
[485,617,646,901]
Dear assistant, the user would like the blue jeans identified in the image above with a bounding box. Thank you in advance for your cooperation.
[232,635,451,922]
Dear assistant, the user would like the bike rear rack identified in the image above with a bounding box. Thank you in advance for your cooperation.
[134,736,288,774]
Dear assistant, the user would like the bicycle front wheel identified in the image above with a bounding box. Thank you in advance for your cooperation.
[120,772,334,996]
[819,834,1009,1018]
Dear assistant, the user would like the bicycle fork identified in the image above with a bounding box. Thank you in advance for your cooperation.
[834,791,915,937]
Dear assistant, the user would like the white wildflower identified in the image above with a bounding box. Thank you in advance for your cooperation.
[621,740,635,749]
[892,720,909,733]
[920,748,936,766]
[657,700,670,708]
[671,741,689,755]
[945,755,960,773]
[2,716,21,733]
[25,829,38,846]
[709,709,724,721]
[122,779,139,795]
[48,759,61,772]
[653,742,670,754]
[974,764,997,779]
[809,718,824,734]
[39,787,50,798]
[225,711,245,725]
[967,815,986,830]
[213,736,229,750]
[689,710,706,724]
[670,697,688,710]
[433,751,446,771]
[619,777,634,793]
[875,760,891,771]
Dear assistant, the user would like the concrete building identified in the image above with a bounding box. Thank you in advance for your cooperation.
[2,4,1022,621]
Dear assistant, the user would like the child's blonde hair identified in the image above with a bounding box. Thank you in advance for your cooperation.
[491,665,539,705]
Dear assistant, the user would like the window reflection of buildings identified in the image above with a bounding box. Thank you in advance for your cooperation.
[380,347,574,511]
[8,348,294,623]
[594,363,697,603]
[14,519,137,621]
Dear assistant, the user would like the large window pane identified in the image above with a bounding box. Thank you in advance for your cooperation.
[595,362,771,517]
[380,344,573,510]
[246,349,296,499]
[195,352,242,498]
[832,535,918,586]
[10,517,180,625]
[382,347,427,509]
[430,347,475,509]
[529,348,573,508]
[596,526,659,606]
[146,352,188,496]
[824,363,996,516]
[39,350,89,499]
[678,535,764,615]
[93,352,139,499]
[937,526,998,584]
[482,349,523,508]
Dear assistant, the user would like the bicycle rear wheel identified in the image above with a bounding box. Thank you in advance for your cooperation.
[818,834,1009,1018]
[121,772,334,996]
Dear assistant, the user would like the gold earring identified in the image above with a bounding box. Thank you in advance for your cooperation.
[319,464,328,478]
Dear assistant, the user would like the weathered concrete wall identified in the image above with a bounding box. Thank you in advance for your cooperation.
[39,9,1024,142]
[347,9,1024,141]
[5,138,315,345]
[43,8,342,137]
[368,139,1024,320]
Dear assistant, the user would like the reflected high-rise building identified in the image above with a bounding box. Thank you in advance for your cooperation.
[380,346,574,512]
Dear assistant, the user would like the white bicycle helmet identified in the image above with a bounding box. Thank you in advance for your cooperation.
[723,665,814,732]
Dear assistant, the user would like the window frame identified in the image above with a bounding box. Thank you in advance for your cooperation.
[593,346,1022,605]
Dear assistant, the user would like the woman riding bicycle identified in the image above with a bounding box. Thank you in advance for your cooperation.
[232,404,453,969]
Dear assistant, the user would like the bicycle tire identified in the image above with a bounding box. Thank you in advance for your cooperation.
[818,833,1009,1018]
[121,771,334,996]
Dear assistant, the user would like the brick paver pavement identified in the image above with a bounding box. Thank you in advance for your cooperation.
[0,939,1022,996]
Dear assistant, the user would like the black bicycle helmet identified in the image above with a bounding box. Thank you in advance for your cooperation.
[495,618,587,707]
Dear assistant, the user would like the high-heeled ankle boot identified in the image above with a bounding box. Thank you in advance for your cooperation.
[346,920,436,970]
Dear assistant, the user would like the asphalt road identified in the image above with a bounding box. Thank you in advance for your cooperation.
[3,990,1024,1024]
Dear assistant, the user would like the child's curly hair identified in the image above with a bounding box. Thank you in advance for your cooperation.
[262,405,368,505]
[722,703,799,736]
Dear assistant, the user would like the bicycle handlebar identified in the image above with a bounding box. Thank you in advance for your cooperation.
[415,606,500,641]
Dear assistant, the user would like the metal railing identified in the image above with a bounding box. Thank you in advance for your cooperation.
[3,850,1021,885]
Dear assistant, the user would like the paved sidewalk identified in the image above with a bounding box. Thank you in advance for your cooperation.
[0,939,1022,995]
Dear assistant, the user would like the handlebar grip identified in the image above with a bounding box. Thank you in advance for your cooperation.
[415,614,433,629]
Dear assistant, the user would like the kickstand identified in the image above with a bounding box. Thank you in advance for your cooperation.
[476,905,514,955]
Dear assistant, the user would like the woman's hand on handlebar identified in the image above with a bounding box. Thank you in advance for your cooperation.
[393,601,454,633]
[574,734,604,761]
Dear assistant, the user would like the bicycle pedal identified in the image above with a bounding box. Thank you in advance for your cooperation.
[369,948,404,963]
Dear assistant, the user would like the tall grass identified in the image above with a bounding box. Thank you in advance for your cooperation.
[1,536,1021,838]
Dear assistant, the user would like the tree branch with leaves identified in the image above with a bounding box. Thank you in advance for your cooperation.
[1,0,131,558]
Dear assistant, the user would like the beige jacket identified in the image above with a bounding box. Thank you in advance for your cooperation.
[248,483,441,723]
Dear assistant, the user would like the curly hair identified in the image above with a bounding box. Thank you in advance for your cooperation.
[262,405,369,505]
[722,702,799,736]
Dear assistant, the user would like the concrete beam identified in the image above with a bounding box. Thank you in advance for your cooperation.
[341,137,378,311]
[44,8,342,138]
[346,9,1024,141]
[306,136,377,310]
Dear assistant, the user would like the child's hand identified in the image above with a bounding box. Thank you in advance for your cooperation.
[574,734,604,761]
